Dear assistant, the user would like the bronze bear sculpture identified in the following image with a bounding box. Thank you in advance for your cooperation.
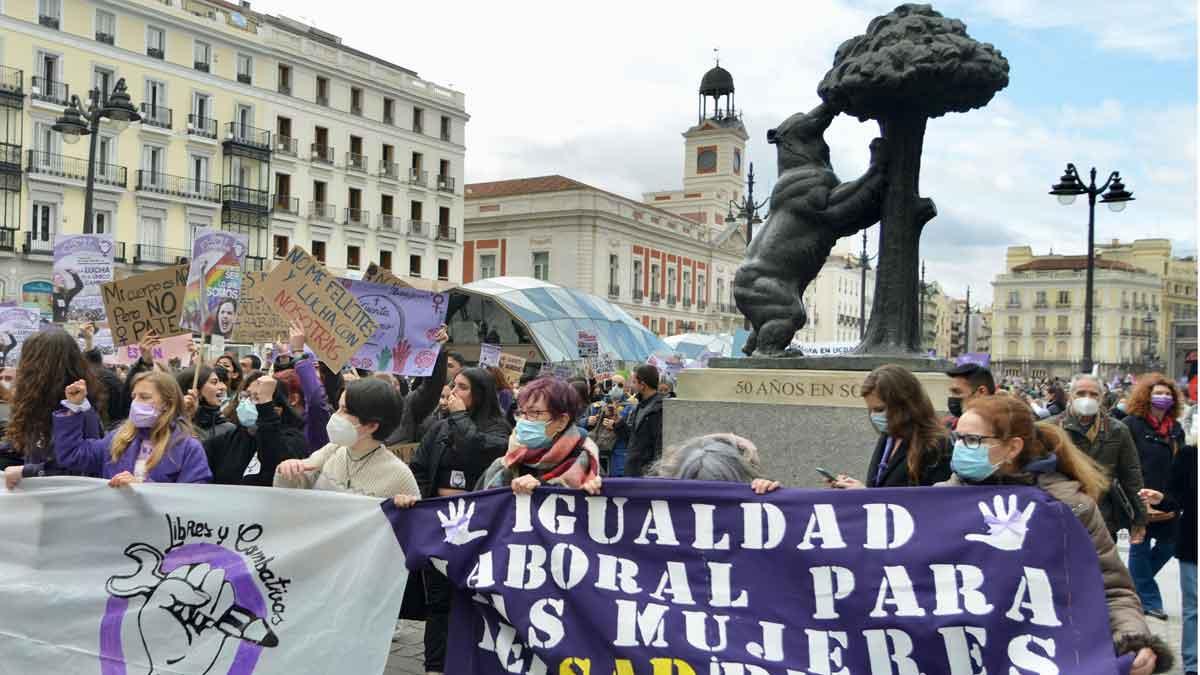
[733,102,887,357]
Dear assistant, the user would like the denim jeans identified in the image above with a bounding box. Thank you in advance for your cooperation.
[610,446,627,477]
[1182,560,1197,673]
[1129,530,1177,612]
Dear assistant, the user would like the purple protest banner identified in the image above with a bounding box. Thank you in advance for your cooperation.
[383,481,1121,675]
[956,352,991,368]
[339,279,448,375]
[52,234,114,323]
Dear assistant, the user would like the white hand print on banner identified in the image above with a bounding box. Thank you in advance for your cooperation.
[964,495,1036,551]
[438,499,488,546]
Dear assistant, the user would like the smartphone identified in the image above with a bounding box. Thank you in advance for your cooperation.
[815,467,838,482]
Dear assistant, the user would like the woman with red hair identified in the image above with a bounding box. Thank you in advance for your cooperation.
[1123,373,1186,621]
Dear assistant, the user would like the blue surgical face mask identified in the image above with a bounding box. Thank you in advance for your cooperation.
[236,398,258,428]
[608,385,624,401]
[951,441,1000,481]
[515,418,552,449]
[869,411,889,434]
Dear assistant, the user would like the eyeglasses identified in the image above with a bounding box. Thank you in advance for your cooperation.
[950,431,1002,449]
[516,408,552,421]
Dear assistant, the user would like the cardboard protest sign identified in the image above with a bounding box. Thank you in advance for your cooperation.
[479,343,502,368]
[53,234,115,323]
[497,352,526,385]
[384,482,1122,675]
[362,262,406,287]
[339,279,448,375]
[259,246,378,371]
[589,352,616,379]
[577,331,599,359]
[100,265,190,346]
[110,333,194,367]
[180,228,248,338]
[231,271,285,344]
[0,306,42,367]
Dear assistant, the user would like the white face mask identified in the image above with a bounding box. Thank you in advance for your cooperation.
[1072,397,1100,417]
[326,413,361,448]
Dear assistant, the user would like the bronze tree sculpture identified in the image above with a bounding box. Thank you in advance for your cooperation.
[818,3,1009,355]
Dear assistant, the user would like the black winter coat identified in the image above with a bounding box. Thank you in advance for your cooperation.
[203,402,308,486]
[1124,413,1185,495]
[384,350,448,446]
[620,393,663,478]
[864,433,952,487]
[193,402,236,443]
[410,411,509,498]
[1167,443,1196,563]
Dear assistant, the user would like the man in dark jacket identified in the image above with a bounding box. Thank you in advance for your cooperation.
[620,365,664,477]
[1052,373,1147,542]
[945,362,995,429]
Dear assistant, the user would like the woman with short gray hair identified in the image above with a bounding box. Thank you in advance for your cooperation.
[649,433,779,494]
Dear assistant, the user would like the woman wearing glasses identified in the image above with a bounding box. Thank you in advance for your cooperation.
[829,364,952,489]
[947,395,1170,675]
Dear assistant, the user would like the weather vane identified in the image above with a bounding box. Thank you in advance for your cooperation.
[713,47,719,66]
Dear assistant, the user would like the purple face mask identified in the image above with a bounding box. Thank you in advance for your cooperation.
[1150,394,1174,411]
[129,400,161,428]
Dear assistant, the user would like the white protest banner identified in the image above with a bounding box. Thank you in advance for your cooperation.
[53,234,115,323]
[479,342,502,368]
[0,305,42,367]
[576,330,598,359]
[0,477,407,674]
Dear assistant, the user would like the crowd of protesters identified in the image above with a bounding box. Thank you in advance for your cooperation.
[0,322,1193,675]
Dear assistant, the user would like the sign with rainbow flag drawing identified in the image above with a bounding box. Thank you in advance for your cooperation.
[180,229,248,339]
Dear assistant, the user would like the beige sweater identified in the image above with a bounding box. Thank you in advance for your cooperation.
[273,442,420,498]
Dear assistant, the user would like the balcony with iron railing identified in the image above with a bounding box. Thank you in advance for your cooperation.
[237,72,252,85]
[311,143,334,164]
[274,135,297,157]
[0,142,20,172]
[1034,301,1049,309]
[277,82,291,96]
[608,285,620,298]
[436,225,456,241]
[667,295,677,307]
[187,114,217,139]
[1004,329,1023,337]
[650,292,661,305]
[31,76,68,106]
[147,46,164,60]
[350,102,363,116]
[309,202,336,221]
[633,289,644,302]
[221,185,270,212]
[194,61,210,73]
[408,168,428,186]
[0,66,22,99]
[39,13,60,29]
[1053,328,1072,336]
[683,297,692,309]
[378,213,400,231]
[274,194,299,214]
[0,228,18,252]
[383,112,394,125]
[27,150,127,187]
[136,171,220,202]
[95,31,114,45]
[346,153,367,172]
[1031,328,1049,336]
[315,93,329,107]
[133,244,189,265]
[1006,301,1021,309]
[223,122,270,150]
[139,103,172,130]
[408,220,427,237]
[345,208,369,227]
[379,161,400,180]
[437,175,456,192]
[698,300,707,311]
[25,232,53,254]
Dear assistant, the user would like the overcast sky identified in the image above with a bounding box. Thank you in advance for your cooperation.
[254,0,1197,304]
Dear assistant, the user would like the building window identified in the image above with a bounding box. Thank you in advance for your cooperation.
[236,54,253,84]
[273,235,289,258]
[1007,290,1020,307]
[480,254,497,280]
[1008,316,1020,332]
[192,93,211,124]
[190,154,210,189]
[1056,315,1069,331]
[698,274,706,303]
[140,216,163,248]
[683,269,692,303]
[412,107,424,133]
[1034,316,1046,331]
[277,64,291,94]
[383,98,394,125]
[350,87,363,115]
[1035,290,1047,307]
[31,203,55,242]
[379,250,392,270]
[95,9,116,43]
[608,255,619,292]
[86,210,111,235]
[411,151,423,172]
[39,0,62,27]
[437,258,450,281]
[1057,290,1071,306]
[532,252,549,281]
[651,264,661,299]
[717,278,725,305]
[440,115,451,142]
[1007,340,1017,356]
[347,246,361,270]
[311,240,326,263]
[409,255,422,278]
[316,76,329,106]
[632,259,643,297]
[193,41,211,71]
[146,27,166,58]
[667,268,677,301]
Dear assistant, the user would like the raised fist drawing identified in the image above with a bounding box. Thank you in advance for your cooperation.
[438,499,488,546]
[964,494,1036,552]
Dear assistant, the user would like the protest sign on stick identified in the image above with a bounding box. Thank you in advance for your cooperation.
[180,228,248,339]
[576,331,599,359]
[258,246,378,371]
[497,352,526,386]
[53,234,115,323]
[339,279,448,375]
[0,306,42,367]
[100,265,190,346]
[231,271,285,344]
[111,333,194,367]
[479,343,502,368]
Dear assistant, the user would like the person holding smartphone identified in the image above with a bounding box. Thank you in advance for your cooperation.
[829,364,951,489]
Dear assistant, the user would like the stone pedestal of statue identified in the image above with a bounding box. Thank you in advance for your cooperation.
[663,357,952,488]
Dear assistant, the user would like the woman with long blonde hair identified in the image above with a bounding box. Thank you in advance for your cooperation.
[10,370,211,488]
[947,395,1170,675]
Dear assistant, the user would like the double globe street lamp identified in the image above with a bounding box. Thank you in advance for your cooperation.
[51,78,141,233]
[1048,163,1135,374]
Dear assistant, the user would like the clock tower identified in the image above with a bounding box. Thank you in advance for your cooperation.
[682,61,749,203]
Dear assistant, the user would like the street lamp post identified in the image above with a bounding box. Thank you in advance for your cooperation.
[725,162,768,245]
[857,230,876,340]
[1142,312,1159,371]
[52,78,140,232]
[1049,163,1134,374]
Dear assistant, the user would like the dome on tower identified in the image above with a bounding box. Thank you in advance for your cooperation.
[699,65,734,96]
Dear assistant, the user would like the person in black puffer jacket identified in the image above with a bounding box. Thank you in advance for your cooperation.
[204,372,308,486]
[177,365,235,443]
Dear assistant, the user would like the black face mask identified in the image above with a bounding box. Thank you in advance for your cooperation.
[947,396,964,418]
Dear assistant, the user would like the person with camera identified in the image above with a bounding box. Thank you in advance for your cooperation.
[585,374,636,476]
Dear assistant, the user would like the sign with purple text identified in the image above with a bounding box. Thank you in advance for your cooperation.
[0,305,43,367]
[52,234,115,323]
[383,482,1122,675]
[181,229,248,338]
[110,333,195,367]
[0,477,407,674]
[339,279,448,375]
[956,352,992,368]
